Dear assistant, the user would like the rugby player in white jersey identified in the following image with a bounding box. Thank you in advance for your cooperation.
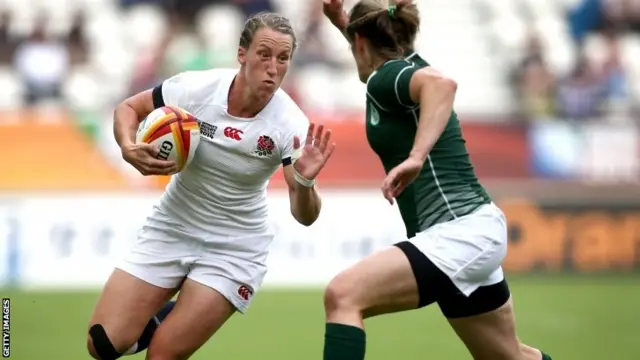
[86,12,335,360]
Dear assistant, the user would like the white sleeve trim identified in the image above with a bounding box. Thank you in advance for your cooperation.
[394,63,416,108]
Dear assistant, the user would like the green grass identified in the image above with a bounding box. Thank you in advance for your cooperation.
[3,275,639,360]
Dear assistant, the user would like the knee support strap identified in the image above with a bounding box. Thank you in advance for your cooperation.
[89,324,122,360]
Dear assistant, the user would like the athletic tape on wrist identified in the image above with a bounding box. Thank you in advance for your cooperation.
[291,147,316,187]
[294,171,316,187]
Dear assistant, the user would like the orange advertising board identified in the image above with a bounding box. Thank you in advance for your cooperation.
[0,110,134,191]
[500,199,640,272]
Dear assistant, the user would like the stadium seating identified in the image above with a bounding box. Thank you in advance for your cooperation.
[0,0,638,115]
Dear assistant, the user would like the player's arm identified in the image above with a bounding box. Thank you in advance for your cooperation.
[113,90,155,148]
[322,0,350,42]
[281,120,334,227]
[406,68,458,162]
[113,72,189,148]
[283,164,322,227]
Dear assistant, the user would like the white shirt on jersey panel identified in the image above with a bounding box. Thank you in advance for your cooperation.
[151,68,309,240]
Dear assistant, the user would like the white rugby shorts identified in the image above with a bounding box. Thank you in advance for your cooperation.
[116,207,271,314]
[410,202,508,296]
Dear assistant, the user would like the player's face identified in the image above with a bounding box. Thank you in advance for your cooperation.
[239,27,293,97]
[350,34,374,83]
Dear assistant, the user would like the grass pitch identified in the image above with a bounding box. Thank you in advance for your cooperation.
[3,275,639,360]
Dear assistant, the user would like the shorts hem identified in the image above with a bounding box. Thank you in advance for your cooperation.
[114,263,181,289]
[186,274,250,314]
[439,280,511,319]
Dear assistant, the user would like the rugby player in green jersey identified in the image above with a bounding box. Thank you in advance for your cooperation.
[320,1,552,359]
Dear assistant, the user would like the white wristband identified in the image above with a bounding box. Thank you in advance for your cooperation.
[294,171,316,187]
[291,147,316,187]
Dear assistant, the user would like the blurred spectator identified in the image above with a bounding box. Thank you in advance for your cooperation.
[66,11,89,66]
[514,33,557,120]
[163,0,219,26]
[127,31,173,96]
[556,55,605,120]
[232,0,274,18]
[568,0,605,44]
[569,0,640,43]
[599,32,628,104]
[120,0,163,7]
[13,15,69,106]
[601,0,640,32]
[0,11,17,64]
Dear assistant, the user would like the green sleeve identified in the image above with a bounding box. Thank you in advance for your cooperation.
[367,60,420,111]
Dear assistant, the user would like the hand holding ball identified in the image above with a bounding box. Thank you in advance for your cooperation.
[125,106,201,176]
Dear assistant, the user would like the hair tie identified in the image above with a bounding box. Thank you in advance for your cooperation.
[388,4,397,18]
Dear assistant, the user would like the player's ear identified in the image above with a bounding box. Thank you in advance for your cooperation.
[237,46,246,66]
[354,33,367,55]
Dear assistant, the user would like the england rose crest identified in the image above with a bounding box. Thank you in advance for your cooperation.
[255,135,275,157]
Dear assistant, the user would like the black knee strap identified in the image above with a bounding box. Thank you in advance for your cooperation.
[89,324,122,360]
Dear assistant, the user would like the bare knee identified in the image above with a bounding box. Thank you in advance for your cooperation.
[87,335,100,360]
[324,272,363,316]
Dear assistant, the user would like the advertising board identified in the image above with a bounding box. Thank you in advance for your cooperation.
[0,190,638,289]
[0,192,406,289]
[501,199,640,272]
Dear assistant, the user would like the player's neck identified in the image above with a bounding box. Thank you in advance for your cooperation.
[370,56,390,71]
[227,75,271,118]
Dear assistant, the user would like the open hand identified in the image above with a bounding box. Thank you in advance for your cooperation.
[292,123,336,181]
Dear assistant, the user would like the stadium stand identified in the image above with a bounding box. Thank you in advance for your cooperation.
[0,0,638,187]
[0,0,629,111]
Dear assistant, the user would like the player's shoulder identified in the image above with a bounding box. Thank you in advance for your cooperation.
[165,68,237,107]
[266,88,309,129]
[169,68,235,89]
[367,53,428,88]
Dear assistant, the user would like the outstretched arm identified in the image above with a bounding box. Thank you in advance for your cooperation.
[322,0,350,41]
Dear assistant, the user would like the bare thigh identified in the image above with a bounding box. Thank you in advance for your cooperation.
[88,269,178,353]
[324,245,420,327]
[145,278,236,360]
[447,297,523,360]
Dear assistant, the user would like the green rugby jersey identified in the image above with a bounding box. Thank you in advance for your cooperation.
[366,53,491,238]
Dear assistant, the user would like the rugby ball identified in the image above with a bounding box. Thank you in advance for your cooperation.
[136,106,200,173]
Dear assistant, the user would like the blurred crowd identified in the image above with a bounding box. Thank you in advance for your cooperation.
[513,0,640,123]
[1,0,639,125]
[0,10,87,105]
[0,0,343,108]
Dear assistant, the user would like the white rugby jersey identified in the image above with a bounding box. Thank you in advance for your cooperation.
[150,69,308,238]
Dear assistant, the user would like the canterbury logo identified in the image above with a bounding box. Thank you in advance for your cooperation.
[237,285,253,301]
[224,127,243,141]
